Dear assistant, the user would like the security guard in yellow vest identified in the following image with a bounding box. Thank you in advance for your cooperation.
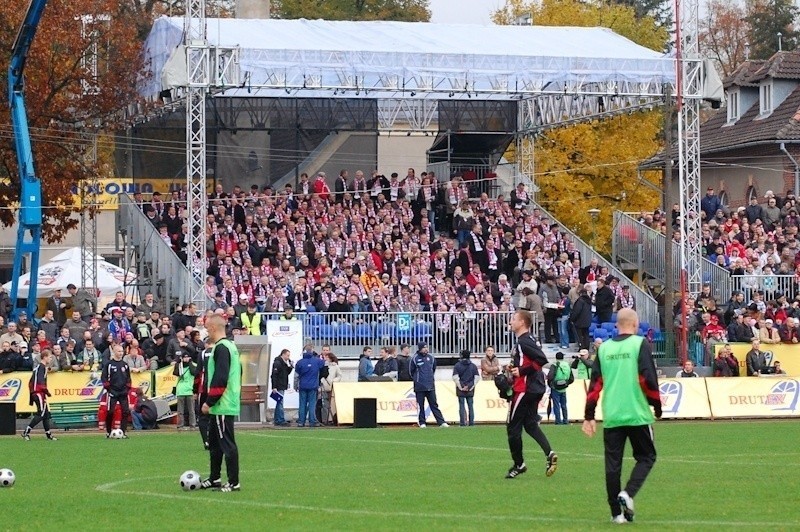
[240,302,263,335]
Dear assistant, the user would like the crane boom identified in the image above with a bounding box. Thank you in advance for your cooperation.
[8,0,47,320]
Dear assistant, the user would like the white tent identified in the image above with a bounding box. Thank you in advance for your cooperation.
[3,248,136,298]
[141,17,675,100]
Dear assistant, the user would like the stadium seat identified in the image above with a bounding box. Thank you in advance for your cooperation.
[588,323,597,334]
[601,322,616,332]
[414,321,433,339]
[610,313,618,322]
[317,324,335,339]
[305,305,317,313]
[593,329,609,340]
[337,323,355,338]
[639,322,650,332]
[307,313,326,328]
[375,322,396,339]
[355,322,373,339]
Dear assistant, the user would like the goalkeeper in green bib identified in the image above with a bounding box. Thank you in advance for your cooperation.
[200,314,242,493]
[582,308,661,524]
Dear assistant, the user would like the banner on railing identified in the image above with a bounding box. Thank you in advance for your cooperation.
[714,343,800,376]
[0,370,155,413]
[584,377,712,421]
[332,380,587,424]
[707,377,800,418]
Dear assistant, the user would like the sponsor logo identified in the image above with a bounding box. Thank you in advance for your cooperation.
[397,313,412,332]
[0,379,22,401]
[659,381,682,414]
[727,379,799,412]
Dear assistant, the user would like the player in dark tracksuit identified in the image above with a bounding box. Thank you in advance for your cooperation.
[103,344,132,437]
[505,310,558,479]
[22,350,57,441]
[194,343,213,450]
[583,308,662,523]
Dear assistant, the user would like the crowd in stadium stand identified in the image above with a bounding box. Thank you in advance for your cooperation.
[635,186,800,370]
[0,167,643,377]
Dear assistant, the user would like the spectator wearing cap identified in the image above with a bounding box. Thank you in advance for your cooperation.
[240,301,264,335]
[233,292,250,316]
[210,292,227,312]
[410,342,448,428]
[142,333,168,369]
[759,318,780,344]
[66,283,97,321]
[109,307,132,343]
[723,291,746,326]
[614,284,636,312]
[103,291,133,316]
[46,288,68,327]
[16,341,33,371]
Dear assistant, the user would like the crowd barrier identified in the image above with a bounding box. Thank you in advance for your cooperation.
[332,376,800,425]
[0,367,177,414]
[714,343,800,376]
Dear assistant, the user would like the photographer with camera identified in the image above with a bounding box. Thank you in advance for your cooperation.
[547,352,574,425]
[571,349,595,380]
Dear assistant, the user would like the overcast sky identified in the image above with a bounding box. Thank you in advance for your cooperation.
[429,0,501,25]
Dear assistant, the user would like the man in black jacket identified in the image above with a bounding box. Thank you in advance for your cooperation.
[132,388,158,430]
[271,348,293,426]
[570,290,593,350]
[505,310,558,479]
[594,278,615,324]
[102,344,131,438]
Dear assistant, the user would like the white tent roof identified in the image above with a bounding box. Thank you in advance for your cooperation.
[141,17,675,100]
[3,248,136,299]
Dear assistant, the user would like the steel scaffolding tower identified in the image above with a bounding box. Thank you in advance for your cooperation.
[676,0,703,296]
[184,0,209,311]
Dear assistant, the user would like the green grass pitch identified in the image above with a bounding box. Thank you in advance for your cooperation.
[1,421,798,530]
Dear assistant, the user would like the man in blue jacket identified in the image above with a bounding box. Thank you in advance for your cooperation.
[295,350,325,427]
[410,342,448,428]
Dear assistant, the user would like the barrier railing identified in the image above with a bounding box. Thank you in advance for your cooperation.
[257,310,529,358]
[730,275,798,299]
[613,211,732,302]
[523,202,660,328]
[118,194,210,312]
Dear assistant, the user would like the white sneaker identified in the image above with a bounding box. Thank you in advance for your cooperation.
[611,515,627,524]
[419,423,426,428]
[618,490,634,522]
[440,422,449,428]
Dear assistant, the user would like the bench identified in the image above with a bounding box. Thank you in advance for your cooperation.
[240,385,265,423]
[50,402,98,430]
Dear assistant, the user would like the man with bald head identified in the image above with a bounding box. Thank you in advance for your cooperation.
[582,308,662,525]
[200,314,241,492]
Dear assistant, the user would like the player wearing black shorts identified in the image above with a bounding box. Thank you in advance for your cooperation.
[22,350,57,441]
[103,344,132,438]
[505,310,557,479]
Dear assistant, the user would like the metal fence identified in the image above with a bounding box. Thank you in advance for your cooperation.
[613,211,733,302]
[525,203,660,329]
[258,310,528,359]
[730,275,798,300]
[118,194,210,312]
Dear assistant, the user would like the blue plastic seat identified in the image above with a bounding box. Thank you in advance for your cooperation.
[355,322,373,339]
[307,313,326,328]
[305,304,317,313]
[317,324,335,339]
[593,329,609,340]
[610,313,618,322]
[639,322,650,332]
[337,323,354,338]
[588,323,597,334]
[601,322,616,332]
[376,322,396,338]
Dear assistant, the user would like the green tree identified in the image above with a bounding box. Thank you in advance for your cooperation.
[493,0,668,52]
[493,0,666,252]
[612,0,672,29]
[272,0,430,21]
[746,0,799,59]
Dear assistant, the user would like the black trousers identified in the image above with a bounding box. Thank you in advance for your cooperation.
[106,393,130,433]
[576,327,591,350]
[415,390,445,426]
[196,398,210,447]
[507,392,552,467]
[543,310,559,343]
[28,393,52,432]
[209,414,239,485]
[603,425,657,517]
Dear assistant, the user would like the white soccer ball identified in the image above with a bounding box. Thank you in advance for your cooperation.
[0,469,15,487]
[110,429,124,439]
[180,470,202,491]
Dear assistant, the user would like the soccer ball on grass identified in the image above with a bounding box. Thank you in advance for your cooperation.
[0,469,15,487]
[180,470,202,491]
[109,429,125,439]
